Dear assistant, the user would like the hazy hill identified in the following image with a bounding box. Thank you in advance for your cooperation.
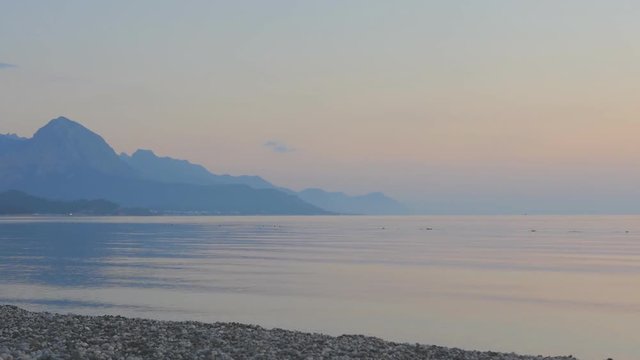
[27,117,132,176]
[0,117,327,215]
[0,117,134,188]
[0,190,122,215]
[120,149,407,215]
[0,134,27,154]
[120,149,274,189]
[15,171,325,214]
[0,116,405,215]
[298,188,408,215]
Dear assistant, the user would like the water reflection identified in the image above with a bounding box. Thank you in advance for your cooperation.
[1,216,640,360]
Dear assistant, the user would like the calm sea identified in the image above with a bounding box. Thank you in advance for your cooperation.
[0,216,638,359]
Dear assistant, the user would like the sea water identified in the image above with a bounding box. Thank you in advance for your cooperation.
[1,215,638,360]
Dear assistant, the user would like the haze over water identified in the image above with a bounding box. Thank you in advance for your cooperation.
[1,215,637,360]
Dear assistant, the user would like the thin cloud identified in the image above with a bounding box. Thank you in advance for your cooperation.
[0,63,17,69]
[264,140,294,153]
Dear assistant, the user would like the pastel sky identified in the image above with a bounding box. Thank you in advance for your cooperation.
[2,1,640,213]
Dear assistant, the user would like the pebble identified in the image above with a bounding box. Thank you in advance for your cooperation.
[0,305,581,360]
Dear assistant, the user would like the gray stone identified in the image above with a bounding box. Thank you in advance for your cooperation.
[0,305,579,360]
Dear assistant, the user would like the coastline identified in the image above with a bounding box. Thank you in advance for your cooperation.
[0,305,576,360]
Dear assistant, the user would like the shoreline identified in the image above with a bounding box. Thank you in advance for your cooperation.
[0,305,576,360]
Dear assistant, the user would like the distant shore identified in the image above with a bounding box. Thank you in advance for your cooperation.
[0,305,576,360]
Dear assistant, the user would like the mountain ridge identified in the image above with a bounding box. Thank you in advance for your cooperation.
[0,117,328,215]
[0,116,405,215]
[120,149,275,189]
[298,188,408,215]
[119,147,407,214]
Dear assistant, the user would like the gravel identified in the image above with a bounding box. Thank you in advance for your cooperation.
[0,305,578,360]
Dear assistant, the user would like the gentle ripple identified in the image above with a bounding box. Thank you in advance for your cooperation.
[0,215,639,360]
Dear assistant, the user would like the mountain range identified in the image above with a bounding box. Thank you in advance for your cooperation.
[0,117,406,215]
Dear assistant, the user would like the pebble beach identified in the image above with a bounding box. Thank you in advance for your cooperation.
[0,305,578,360]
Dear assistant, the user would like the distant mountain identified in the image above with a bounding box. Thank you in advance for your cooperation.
[298,188,408,215]
[15,171,326,214]
[31,117,133,177]
[0,134,25,141]
[0,116,405,215]
[0,117,133,186]
[0,117,327,215]
[119,149,407,215]
[0,133,27,154]
[0,190,128,215]
[120,149,274,189]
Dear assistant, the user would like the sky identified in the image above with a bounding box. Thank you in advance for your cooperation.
[2,1,640,214]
